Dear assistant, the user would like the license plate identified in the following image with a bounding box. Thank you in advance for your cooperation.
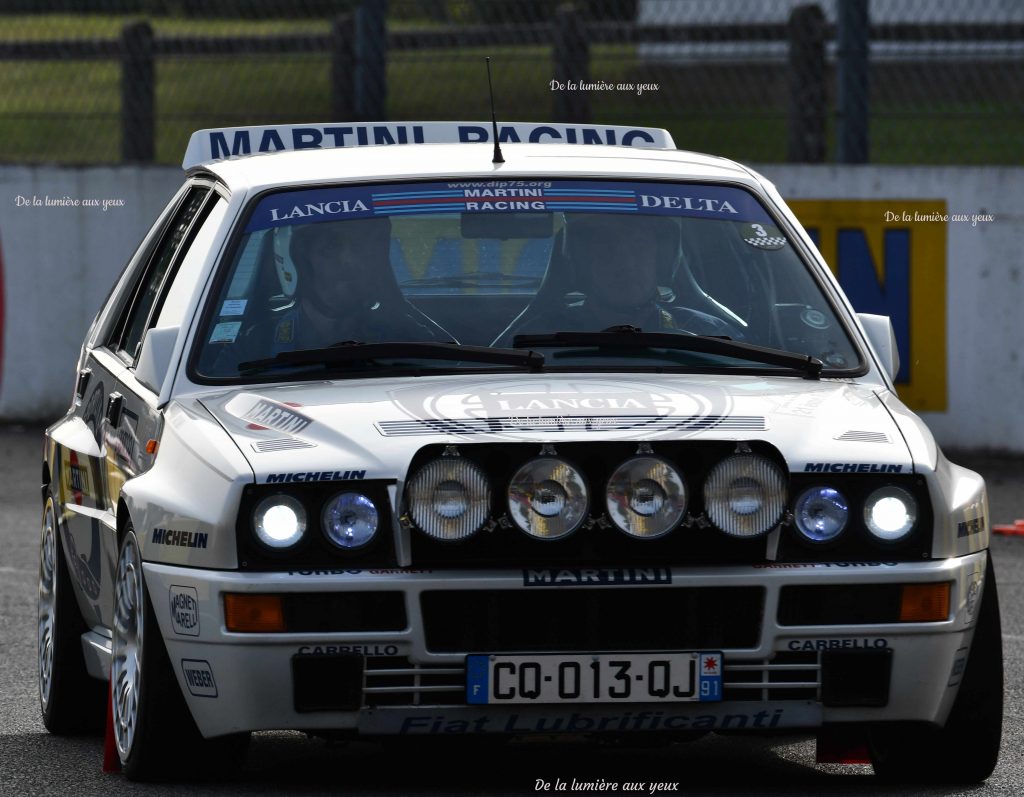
[466,652,722,705]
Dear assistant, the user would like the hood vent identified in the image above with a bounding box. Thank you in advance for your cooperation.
[251,438,316,453]
[377,414,767,437]
[835,430,890,444]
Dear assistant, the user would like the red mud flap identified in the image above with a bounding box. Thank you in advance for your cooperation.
[993,519,1024,536]
[816,726,871,765]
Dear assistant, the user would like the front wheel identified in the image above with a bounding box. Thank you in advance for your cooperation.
[38,492,106,733]
[869,554,1003,783]
[112,526,249,781]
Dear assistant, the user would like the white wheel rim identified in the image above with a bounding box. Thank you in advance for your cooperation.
[112,534,144,760]
[37,500,57,710]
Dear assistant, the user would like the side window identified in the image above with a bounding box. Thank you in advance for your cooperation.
[155,196,228,328]
[114,186,209,362]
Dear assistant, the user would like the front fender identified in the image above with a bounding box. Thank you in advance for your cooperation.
[121,399,253,570]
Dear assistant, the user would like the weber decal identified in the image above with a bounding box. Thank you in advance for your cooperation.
[803,463,903,474]
[948,647,968,687]
[265,470,366,484]
[523,568,671,587]
[169,585,200,636]
[181,659,218,698]
[152,528,208,549]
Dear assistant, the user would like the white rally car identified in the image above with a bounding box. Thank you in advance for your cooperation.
[40,121,1001,782]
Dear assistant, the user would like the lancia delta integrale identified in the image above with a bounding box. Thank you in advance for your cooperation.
[39,121,1001,782]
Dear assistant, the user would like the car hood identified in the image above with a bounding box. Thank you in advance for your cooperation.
[197,373,913,483]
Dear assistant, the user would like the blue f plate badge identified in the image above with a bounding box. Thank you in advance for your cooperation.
[466,652,722,705]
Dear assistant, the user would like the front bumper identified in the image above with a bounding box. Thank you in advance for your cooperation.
[143,552,988,738]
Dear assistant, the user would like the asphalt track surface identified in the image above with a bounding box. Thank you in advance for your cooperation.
[2,425,1022,796]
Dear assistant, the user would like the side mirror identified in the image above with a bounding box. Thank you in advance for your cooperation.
[134,326,180,395]
[857,313,899,381]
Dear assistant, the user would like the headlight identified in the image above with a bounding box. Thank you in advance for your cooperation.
[407,457,491,541]
[794,486,848,543]
[322,492,379,550]
[253,494,307,550]
[704,454,786,537]
[508,457,588,540]
[864,486,917,542]
[606,456,686,539]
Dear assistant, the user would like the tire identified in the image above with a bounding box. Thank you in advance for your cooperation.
[869,554,1003,783]
[38,491,106,734]
[112,525,249,782]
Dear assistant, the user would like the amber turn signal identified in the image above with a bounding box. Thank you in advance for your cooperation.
[899,582,951,622]
[224,593,286,632]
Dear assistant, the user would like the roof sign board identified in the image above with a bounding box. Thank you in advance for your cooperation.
[183,121,676,170]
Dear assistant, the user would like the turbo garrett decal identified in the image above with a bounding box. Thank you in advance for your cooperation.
[523,568,671,587]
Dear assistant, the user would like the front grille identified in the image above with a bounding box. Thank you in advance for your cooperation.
[361,654,818,708]
[363,657,465,707]
[722,652,819,701]
[421,587,764,653]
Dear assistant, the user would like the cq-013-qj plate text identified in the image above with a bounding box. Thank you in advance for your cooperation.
[466,652,723,705]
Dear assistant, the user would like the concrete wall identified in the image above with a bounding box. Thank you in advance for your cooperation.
[0,164,1019,451]
[759,165,1020,451]
[0,166,182,420]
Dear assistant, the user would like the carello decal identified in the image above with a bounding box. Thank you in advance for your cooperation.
[523,568,671,587]
[265,469,366,484]
[297,644,400,656]
[152,528,208,549]
[786,638,889,652]
[803,462,903,474]
[790,200,947,412]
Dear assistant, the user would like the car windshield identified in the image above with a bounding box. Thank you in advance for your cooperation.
[192,179,861,381]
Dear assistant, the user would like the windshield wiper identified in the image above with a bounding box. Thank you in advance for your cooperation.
[239,340,545,375]
[513,326,822,379]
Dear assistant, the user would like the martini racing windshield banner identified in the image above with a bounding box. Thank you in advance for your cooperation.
[244,181,773,233]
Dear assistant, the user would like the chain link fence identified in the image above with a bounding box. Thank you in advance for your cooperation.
[0,0,1020,165]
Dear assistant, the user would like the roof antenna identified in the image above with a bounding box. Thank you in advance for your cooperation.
[486,57,504,164]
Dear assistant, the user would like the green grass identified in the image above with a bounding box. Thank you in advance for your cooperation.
[0,14,329,39]
[0,14,1019,165]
